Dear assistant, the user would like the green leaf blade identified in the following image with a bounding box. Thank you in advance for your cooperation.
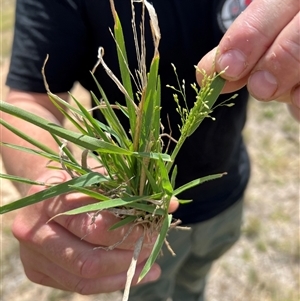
[138,214,172,282]
[0,172,106,214]
[173,173,226,196]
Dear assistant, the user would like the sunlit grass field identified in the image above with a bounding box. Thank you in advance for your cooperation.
[1,0,15,64]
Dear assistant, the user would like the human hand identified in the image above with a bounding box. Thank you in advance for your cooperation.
[197,0,299,109]
[12,168,178,295]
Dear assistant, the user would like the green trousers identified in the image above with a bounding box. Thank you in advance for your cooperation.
[129,199,244,301]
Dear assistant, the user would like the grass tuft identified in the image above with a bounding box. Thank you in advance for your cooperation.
[0,1,226,299]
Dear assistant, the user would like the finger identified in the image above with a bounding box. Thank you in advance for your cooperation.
[21,245,161,294]
[44,193,157,250]
[20,219,153,279]
[30,169,157,249]
[86,156,108,174]
[169,196,179,213]
[248,12,300,101]
[26,169,70,196]
[216,0,298,81]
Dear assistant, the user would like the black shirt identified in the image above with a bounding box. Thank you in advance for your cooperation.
[6,0,251,224]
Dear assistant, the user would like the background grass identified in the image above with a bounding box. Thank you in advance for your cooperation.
[1,1,299,300]
[1,0,15,64]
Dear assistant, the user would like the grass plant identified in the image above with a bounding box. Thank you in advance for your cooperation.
[0,1,228,299]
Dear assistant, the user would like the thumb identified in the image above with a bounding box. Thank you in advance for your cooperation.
[196,46,248,94]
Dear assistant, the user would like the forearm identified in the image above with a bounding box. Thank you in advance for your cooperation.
[1,90,67,195]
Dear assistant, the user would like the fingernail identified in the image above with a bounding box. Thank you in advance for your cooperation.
[45,172,67,184]
[248,71,278,100]
[218,49,247,78]
[141,267,160,283]
[292,86,300,108]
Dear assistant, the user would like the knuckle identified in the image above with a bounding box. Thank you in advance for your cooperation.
[25,269,49,286]
[19,249,52,287]
[63,214,78,231]
[73,279,94,295]
[279,37,300,65]
[11,215,31,242]
[72,251,101,278]
[11,217,23,240]
[244,19,270,43]
[80,256,98,278]
[265,41,300,88]
[61,212,92,237]
[237,18,271,51]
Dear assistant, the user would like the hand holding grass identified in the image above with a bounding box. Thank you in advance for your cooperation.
[197,0,300,117]
[11,158,179,294]
[12,168,159,294]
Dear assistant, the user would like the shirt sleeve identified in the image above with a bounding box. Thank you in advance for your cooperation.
[6,0,88,93]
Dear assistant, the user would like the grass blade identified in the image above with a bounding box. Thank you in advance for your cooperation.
[0,118,57,155]
[157,156,173,196]
[0,173,47,186]
[89,86,131,148]
[68,185,111,201]
[51,194,155,218]
[204,75,226,112]
[0,100,137,155]
[110,3,136,135]
[173,173,226,196]
[141,55,160,146]
[109,216,137,230]
[138,213,172,282]
[0,142,86,174]
[0,172,106,214]
[47,93,89,135]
